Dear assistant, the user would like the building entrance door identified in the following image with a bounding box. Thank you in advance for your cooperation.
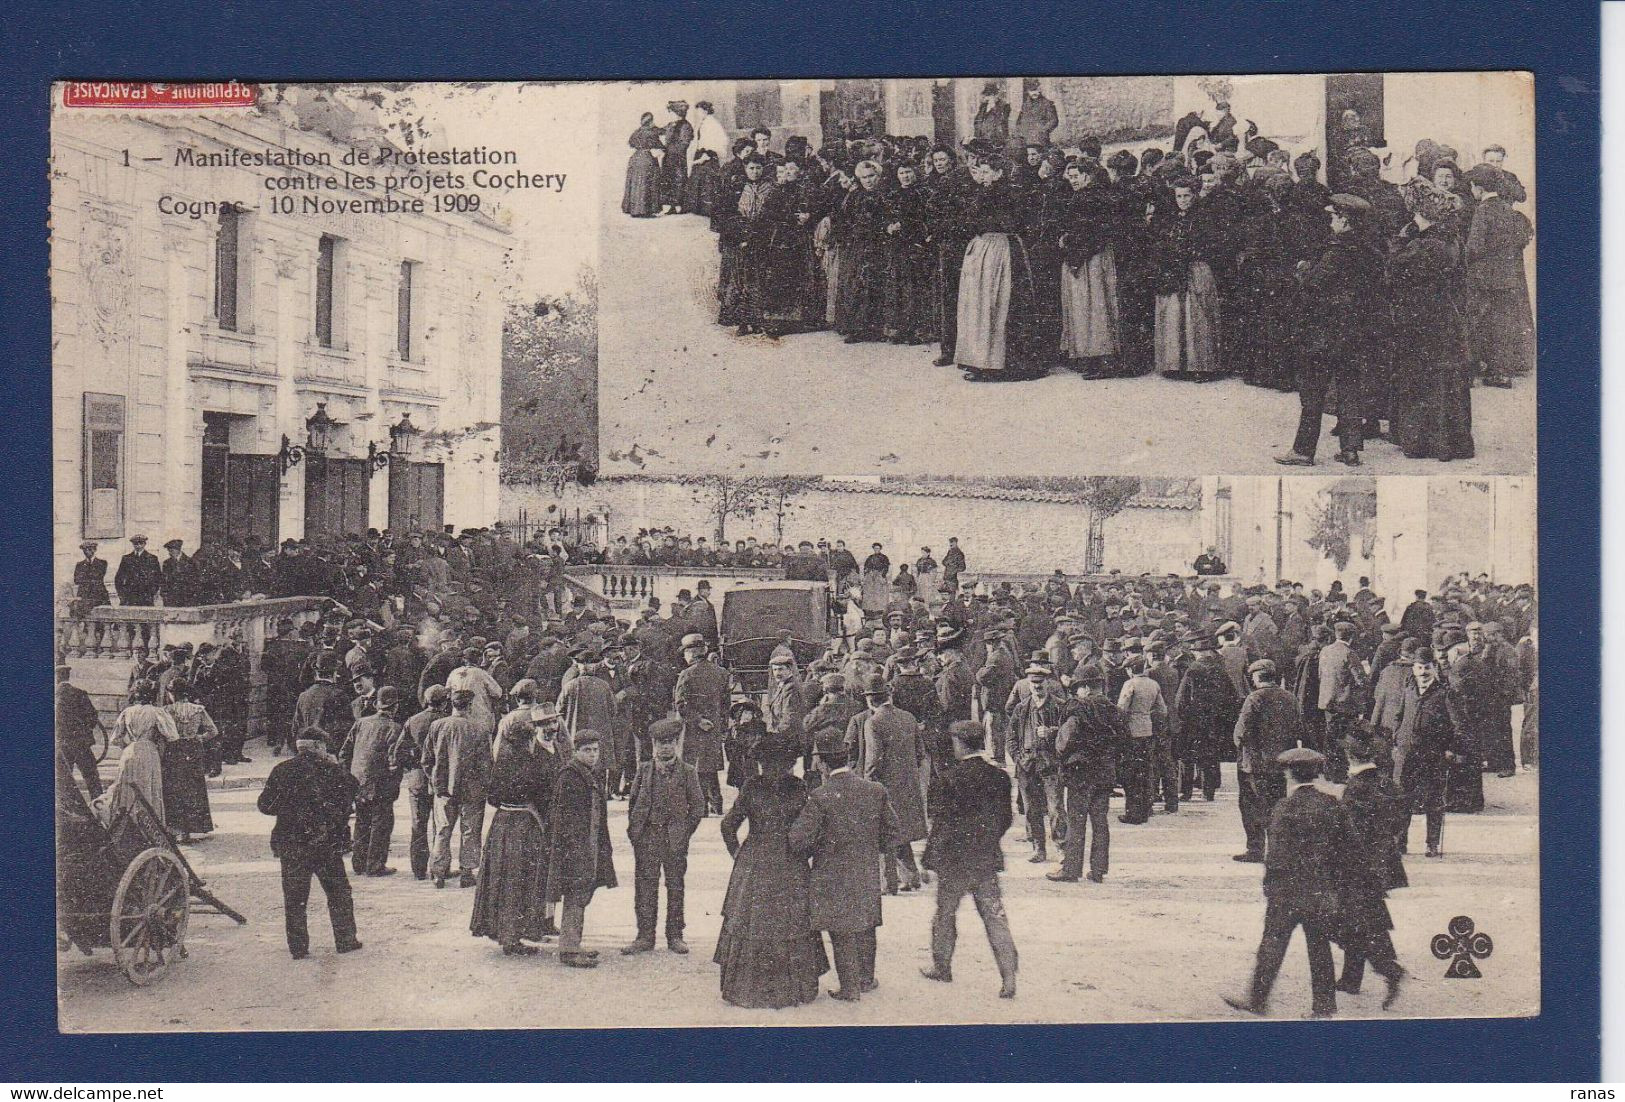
[388,460,444,534]
[200,412,279,549]
[303,456,370,542]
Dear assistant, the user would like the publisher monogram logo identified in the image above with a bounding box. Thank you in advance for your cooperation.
[1431,915,1494,979]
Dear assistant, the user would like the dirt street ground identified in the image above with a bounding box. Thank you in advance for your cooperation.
[59,739,1538,1032]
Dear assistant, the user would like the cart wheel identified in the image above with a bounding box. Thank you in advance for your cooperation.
[109,847,189,986]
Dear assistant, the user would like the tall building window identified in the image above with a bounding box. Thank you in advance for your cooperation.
[315,234,337,347]
[82,393,125,539]
[397,259,416,360]
[214,205,240,331]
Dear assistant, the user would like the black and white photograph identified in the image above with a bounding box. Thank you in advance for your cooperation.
[597,73,1535,477]
[51,79,1539,1034]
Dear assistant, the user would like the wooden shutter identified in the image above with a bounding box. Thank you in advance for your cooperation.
[397,260,413,360]
[215,207,239,331]
[82,393,126,539]
[315,235,335,347]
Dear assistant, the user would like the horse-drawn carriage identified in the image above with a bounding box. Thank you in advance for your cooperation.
[56,754,245,986]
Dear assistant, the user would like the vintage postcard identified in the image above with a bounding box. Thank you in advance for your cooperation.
[51,76,1538,1032]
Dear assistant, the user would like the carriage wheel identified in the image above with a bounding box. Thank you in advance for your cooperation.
[109,848,189,986]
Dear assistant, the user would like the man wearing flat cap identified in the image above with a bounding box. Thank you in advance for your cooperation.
[764,652,809,766]
[1277,191,1382,469]
[1232,658,1303,863]
[624,718,705,955]
[114,534,161,606]
[159,537,197,607]
[257,725,362,959]
[1224,746,1352,1018]
[1007,659,1066,863]
[427,687,492,888]
[340,685,405,877]
[73,541,110,606]
[674,632,729,814]
[546,730,617,968]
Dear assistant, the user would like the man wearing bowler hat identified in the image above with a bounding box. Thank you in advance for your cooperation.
[1224,747,1351,1018]
[623,717,706,955]
[1175,632,1241,802]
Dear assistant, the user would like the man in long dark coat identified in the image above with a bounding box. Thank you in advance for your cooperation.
[788,744,900,1001]
[74,541,110,605]
[1336,731,1408,1007]
[1224,747,1352,1018]
[1276,194,1384,467]
[546,730,617,967]
[114,535,162,606]
[854,674,928,894]
[1175,633,1240,801]
[674,633,729,813]
[920,719,1018,997]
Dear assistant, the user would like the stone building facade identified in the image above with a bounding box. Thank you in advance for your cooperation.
[51,105,509,594]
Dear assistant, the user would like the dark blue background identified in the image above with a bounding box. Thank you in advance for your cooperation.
[0,0,1600,1082]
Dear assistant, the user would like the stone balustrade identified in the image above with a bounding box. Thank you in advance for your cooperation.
[565,565,783,610]
[56,596,326,735]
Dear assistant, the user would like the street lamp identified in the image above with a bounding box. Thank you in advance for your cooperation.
[279,401,338,474]
[368,412,420,475]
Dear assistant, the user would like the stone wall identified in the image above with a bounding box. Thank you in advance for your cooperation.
[503,478,1204,576]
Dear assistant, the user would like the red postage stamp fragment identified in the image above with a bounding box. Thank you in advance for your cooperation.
[60,81,257,108]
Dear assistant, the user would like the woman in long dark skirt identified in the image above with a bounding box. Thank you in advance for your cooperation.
[471,715,559,955]
[881,162,934,344]
[685,148,722,218]
[659,101,693,214]
[1388,177,1475,462]
[161,679,216,841]
[715,732,828,1008]
[721,155,777,334]
[834,159,891,343]
[622,113,664,218]
[758,160,825,336]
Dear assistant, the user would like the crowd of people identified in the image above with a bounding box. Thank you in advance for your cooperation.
[60,515,1538,1017]
[625,86,1533,466]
